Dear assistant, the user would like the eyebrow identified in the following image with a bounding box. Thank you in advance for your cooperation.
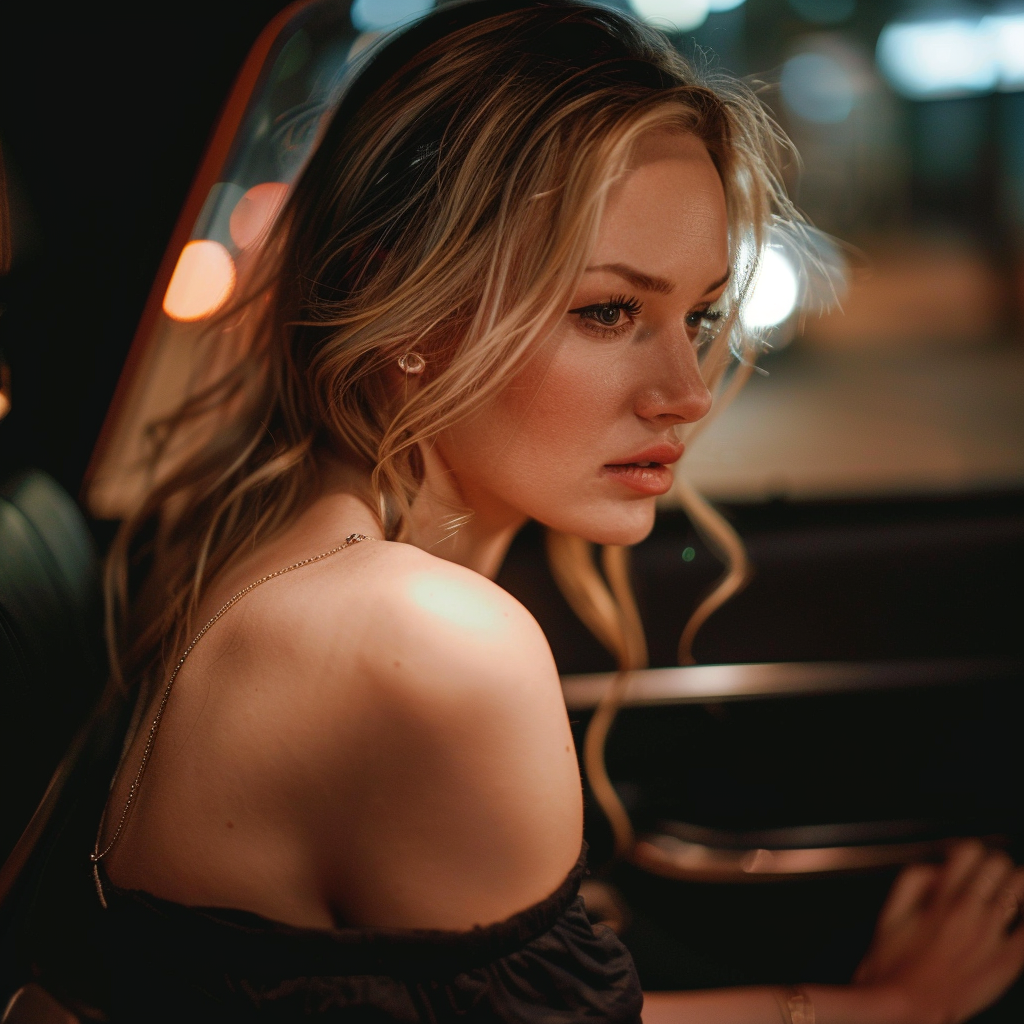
[585,263,731,297]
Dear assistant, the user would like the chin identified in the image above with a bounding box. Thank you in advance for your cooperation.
[549,497,657,547]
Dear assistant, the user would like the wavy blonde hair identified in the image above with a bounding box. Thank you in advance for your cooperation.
[107,2,803,848]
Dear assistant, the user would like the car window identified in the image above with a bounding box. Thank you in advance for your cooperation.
[676,1,1024,502]
[84,0,1024,516]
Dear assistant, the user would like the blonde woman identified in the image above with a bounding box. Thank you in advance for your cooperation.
[94,3,1024,1021]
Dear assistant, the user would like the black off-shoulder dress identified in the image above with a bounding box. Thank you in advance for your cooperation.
[99,847,643,1023]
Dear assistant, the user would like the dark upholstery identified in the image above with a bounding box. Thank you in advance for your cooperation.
[0,469,119,1017]
[0,469,105,865]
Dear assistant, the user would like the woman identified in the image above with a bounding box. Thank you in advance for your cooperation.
[94,2,1024,1020]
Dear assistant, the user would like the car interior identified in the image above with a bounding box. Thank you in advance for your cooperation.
[1,0,1023,1020]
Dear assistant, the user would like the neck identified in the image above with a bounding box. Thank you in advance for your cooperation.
[318,448,524,580]
[407,442,525,580]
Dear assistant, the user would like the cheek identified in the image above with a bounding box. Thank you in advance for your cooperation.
[436,344,657,544]
[487,346,622,469]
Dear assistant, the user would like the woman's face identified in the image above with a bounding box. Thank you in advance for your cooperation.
[435,130,729,547]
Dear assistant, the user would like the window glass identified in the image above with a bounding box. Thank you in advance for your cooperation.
[88,1,423,516]
[673,0,1024,501]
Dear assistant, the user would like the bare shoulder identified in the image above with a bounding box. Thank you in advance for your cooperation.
[358,540,557,694]
[287,541,584,931]
[273,537,557,692]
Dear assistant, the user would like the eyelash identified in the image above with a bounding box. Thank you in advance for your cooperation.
[568,295,725,339]
[569,294,644,336]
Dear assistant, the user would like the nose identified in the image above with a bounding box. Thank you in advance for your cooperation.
[633,340,713,427]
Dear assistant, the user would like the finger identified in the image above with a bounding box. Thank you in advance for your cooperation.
[1006,867,1024,910]
[935,839,988,906]
[969,851,1016,906]
[993,889,1023,930]
[994,867,1024,930]
[878,864,941,933]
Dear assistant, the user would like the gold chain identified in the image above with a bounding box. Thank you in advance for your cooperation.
[91,533,374,907]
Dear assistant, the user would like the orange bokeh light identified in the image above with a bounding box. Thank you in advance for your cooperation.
[162,240,236,322]
[229,181,289,250]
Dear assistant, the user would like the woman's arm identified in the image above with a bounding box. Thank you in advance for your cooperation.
[642,842,1024,1024]
[642,985,903,1024]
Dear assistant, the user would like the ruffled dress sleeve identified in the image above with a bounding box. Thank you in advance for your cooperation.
[101,847,644,1023]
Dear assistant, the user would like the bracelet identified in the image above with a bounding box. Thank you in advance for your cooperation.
[773,986,815,1024]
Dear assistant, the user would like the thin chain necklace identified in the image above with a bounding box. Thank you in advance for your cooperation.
[91,533,374,908]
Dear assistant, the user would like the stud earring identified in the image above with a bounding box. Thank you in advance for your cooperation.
[397,352,426,375]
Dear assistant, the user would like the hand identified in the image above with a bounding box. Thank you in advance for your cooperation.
[852,840,1024,1024]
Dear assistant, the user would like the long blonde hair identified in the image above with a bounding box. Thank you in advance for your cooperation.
[106,2,803,839]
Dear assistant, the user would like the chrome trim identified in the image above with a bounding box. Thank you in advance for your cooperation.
[561,659,1022,711]
[632,830,953,882]
[1,985,79,1024]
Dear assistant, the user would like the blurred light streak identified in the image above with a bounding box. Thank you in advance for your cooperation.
[985,12,1024,90]
[348,31,381,60]
[742,247,799,330]
[629,0,710,32]
[781,51,856,122]
[350,0,434,32]
[162,240,236,322]
[229,182,289,249]
[875,15,1024,99]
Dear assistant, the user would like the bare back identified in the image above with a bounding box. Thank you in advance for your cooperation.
[100,491,583,932]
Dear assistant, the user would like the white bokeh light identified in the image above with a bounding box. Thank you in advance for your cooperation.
[876,18,998,99]
[741,248,800,330]
[629,0,710,32]
[781,51,857,123]
[984,12,1024,90]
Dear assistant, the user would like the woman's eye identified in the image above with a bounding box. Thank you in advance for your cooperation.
[594,306,624,326]
[568,295,643,336]
[685,307,724,330]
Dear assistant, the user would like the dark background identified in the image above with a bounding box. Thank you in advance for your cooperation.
[0,0,292,494]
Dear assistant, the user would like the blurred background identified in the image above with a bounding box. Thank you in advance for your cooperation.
[660,0,1024,504]
[2,0,1023,504]
[3,0,1021,671]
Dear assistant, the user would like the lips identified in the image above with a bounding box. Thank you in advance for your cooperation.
[606,442,685,470]
[603,442,685,496]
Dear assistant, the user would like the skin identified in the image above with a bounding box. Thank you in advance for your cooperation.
[102,132,1024,1022]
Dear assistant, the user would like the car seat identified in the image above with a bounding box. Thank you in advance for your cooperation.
[0,469,121,1020]
[0,469,105,863]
